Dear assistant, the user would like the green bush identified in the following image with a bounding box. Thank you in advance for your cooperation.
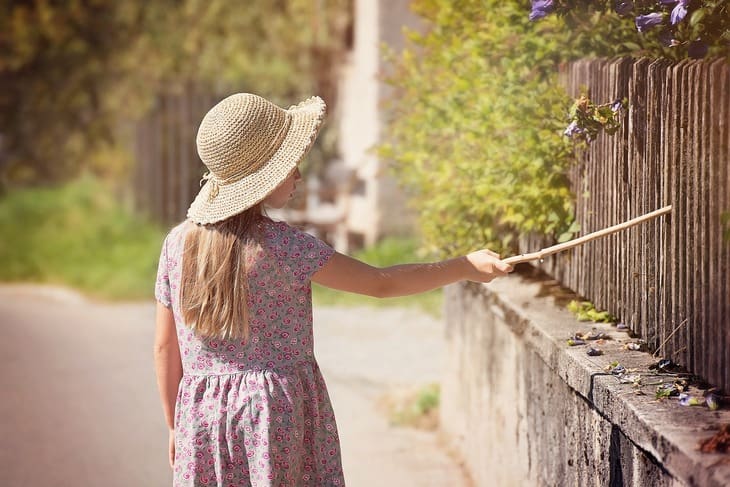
[382,2,566,256]
[0,177,165,300]
[567,300,616,323]
[379,0,692,258]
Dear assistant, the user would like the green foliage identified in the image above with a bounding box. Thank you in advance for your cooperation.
[564,93,626,145]
[0,2,147,184]
[567,300,616,323]
[386,383,440,429]
[0,177,165,300]
[721,211,730,242]
[558,220,582,243]
[655,385,675,399]
[0,0,351,187]
[381,0,724,258]
[541,2,649,58]
[351,237,427,267]
[540,0,730,60]
[382,0,585,256]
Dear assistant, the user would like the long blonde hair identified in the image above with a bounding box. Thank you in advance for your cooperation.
[180,205,262,341]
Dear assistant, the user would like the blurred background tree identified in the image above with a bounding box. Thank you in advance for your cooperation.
[0,0,352,299]
[0,0,351,189]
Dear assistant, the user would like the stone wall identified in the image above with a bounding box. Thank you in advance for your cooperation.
[441,276,730,487]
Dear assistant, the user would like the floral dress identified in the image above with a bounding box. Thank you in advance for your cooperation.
[155,217,344,486]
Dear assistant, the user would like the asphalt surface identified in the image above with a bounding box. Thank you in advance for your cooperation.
[0,285,467,486]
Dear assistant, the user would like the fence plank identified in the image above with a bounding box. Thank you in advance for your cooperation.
[132,87,217,224]
[544,57,730,393]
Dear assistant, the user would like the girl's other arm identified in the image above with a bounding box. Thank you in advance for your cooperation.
[153,302,182,468]
[312,249,512,298]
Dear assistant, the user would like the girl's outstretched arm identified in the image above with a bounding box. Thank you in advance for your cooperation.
[312,249,513,298]
[153,302,183,468]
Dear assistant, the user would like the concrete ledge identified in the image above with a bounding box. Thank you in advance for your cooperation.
[441,274,730,486]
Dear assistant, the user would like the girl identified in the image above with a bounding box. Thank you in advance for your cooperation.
[154,93,512,487]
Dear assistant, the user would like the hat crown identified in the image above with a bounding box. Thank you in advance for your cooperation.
[196,93,291,181]
[187,93,326,225]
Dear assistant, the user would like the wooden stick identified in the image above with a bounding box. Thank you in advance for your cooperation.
[503,205,672,265]
[652,318,688,359]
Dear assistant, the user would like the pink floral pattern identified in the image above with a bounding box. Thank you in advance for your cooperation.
[155,217,343,486]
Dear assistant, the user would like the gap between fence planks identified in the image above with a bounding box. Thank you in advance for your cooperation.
[503,205,672,265]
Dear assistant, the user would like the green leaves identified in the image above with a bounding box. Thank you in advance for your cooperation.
[1,0,351,186]
[0,177,165,299]
[558,220,582,243]
[567,300,617,323]
[563,93,625,145]
[690,8,707,28]
[380,0,580,256]
[381,0,727,258]
[532,0,730,60]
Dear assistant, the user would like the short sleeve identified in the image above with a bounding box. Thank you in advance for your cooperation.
[155,236,172,308]
[280,223,335,283]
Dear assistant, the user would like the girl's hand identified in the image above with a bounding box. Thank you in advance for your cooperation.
[465,249,513,282]
[168,429,175,469]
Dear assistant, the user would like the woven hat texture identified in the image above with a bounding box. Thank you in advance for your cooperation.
[187,93,326,224]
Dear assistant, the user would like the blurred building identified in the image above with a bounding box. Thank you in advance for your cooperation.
[131,1,421,253]
[301,0,421,252]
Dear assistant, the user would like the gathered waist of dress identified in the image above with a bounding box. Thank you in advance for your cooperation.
[182,358,318,377]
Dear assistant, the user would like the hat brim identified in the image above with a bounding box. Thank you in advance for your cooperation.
[187,96,326,225]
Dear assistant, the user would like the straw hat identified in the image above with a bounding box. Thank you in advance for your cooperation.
[187,93,326,224]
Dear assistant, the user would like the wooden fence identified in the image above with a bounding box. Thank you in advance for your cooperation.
[133,89,217,224]
[132,61,730,393]
[527,57,729,393]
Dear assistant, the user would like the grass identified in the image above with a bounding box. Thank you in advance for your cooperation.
[0,178,443,315]
[312,237,443,317]
[379,383,441,430]
[0,177,166,300]
[567,299,616,323]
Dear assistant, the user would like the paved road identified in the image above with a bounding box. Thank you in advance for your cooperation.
[0,286,468,486]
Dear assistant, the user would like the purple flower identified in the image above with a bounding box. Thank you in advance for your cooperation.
[670,0,689,24]
[610,100,623,112]
[563,121,584,138]
[614,0,634,16]
[530,0,554,21]
[679,393,704,406]
[635,12,664,33]
[688,40,709,58]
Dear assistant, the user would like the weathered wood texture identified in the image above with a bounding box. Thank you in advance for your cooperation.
[525,57,729,393]
[133,90,217,223]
